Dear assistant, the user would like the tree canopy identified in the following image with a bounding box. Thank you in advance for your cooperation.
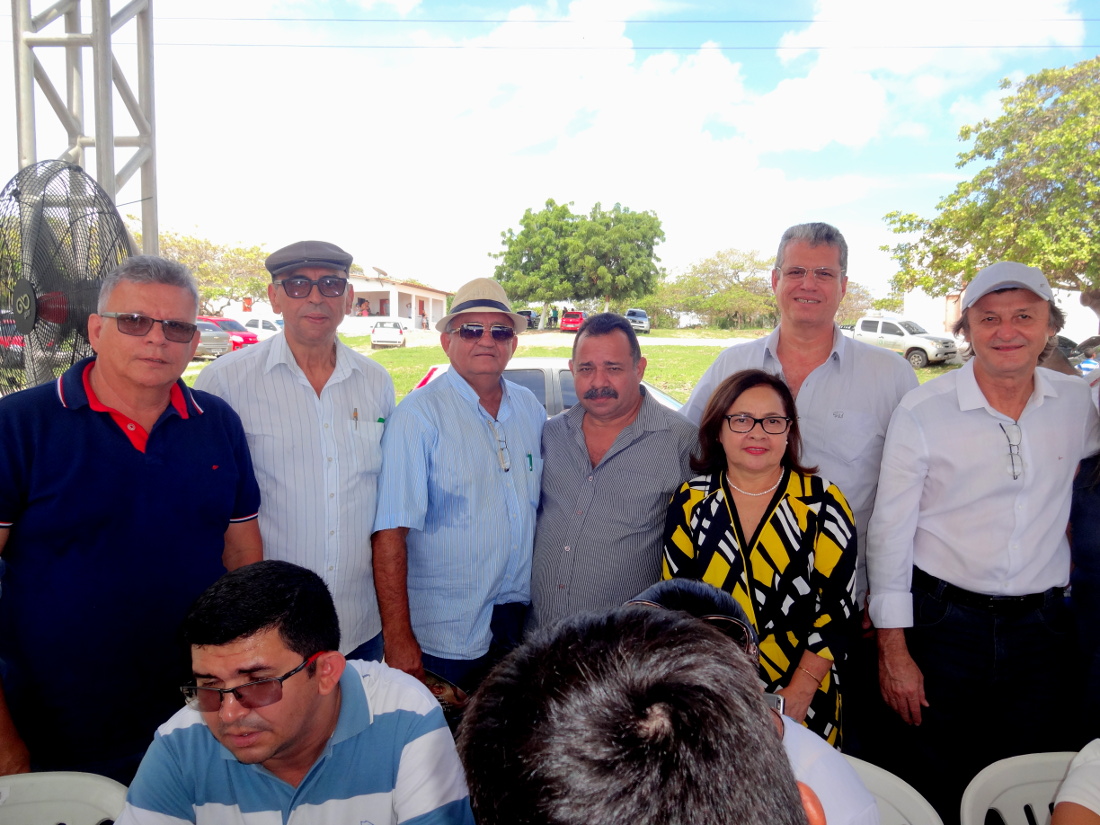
[659,248,776,329]
[134,228,269,315]
[492,199,664,314]
[883,55,1100,295]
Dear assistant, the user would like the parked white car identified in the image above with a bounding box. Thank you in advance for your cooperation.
[240,317,283,340]
[370,319,408,349]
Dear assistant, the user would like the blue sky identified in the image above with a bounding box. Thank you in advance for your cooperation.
[0,0,1095,296]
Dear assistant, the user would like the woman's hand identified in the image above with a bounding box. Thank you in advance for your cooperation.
[776,651,832,723]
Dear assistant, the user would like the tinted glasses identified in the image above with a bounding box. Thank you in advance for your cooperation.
[99,312,198,343]
[180,652,323,712]
[454,323,515,342]
[275,276,348,298]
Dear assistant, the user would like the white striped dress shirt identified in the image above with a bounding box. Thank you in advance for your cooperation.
[194,335,395,652]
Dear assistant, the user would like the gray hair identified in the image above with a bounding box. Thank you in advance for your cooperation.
[573,312,642,364]
[951,288,1065,362]
[775,222,848,273]
[97,255,199,315]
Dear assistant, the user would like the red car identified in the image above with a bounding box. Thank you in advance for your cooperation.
[559,311,587,332]
[197,316,259,351]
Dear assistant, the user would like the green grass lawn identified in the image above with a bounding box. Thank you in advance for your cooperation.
[183,334,957,398]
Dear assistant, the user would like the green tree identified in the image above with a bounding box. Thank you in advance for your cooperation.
[662,248,775,329]
[492,199,665,321]
[872,293,905,314]
[837,281,876,324]
[148,230,269,315]
[492,199,583,327]
[570,203,665,310]
[884,56,1100,296]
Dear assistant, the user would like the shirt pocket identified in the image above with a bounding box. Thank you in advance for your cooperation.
[347,419,384,477]
[817,410,881,465]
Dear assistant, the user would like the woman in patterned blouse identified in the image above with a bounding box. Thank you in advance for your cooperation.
[663,369,858,746]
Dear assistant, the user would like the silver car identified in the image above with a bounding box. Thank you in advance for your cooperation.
[194,321,231,359]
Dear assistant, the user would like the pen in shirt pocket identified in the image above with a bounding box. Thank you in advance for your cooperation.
[353,408,358,429]
[527,453,533,471]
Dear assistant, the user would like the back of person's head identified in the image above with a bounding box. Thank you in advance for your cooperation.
[180,560,340,657]
[457,606,807,825]
[628,578,759,660]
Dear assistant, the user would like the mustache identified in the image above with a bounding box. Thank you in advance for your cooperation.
[583,387,619,400]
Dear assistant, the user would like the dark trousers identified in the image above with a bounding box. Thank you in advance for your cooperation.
[420,602,528,693]
[889,574,1084,825]
[345,631,384,663]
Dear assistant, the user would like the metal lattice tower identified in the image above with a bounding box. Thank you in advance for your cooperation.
[11,0,158,254]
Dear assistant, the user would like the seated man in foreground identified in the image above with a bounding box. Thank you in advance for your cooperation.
[118,560,473,825]
[457,605,824,825]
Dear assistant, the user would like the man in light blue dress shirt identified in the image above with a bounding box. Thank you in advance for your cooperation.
[373,278,544,691]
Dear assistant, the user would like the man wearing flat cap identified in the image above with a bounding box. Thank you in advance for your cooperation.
[373,278,544,691]
[196,240,395,662]
[867,262,1100,822]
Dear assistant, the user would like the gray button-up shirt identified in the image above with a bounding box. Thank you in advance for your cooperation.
[529,388,698,630]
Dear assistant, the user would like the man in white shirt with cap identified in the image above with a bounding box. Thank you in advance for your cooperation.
[868,261,1100,823]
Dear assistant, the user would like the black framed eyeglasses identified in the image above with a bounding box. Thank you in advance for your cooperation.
[99,312,198,343]
[1000,422,1023,480]
[180,652,323,712]
[275,276,348,299]
[454,323,515,342]
[723,415,792,435]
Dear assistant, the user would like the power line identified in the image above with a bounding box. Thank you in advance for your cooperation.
[142,42,1099,51]
[154,16,1097,24]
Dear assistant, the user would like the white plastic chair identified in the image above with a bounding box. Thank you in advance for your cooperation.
[0,771,128,825]
[959,752,1076,825]
[844,754,945,825]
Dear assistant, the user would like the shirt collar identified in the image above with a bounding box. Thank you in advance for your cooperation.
[955,358,1058,414]
[441,365,511,419]
[263,333,361,384]
[566,385,670,433]
[761,323,844,367]
[57,355,202,418]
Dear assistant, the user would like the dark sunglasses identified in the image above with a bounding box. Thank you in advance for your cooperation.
[99,312,198,343]
[626,599,759,660]
[275,276,348,299]
[180,652,323,712]
[455,323,515,342]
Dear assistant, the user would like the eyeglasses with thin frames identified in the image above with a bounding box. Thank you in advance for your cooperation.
[723,415,792,435]
[99,312,198,343]
[1000,422,1023,480]
[275,276,348,299]
[626,599,759,661]
[180,651,323,712]
[779,267,844,282]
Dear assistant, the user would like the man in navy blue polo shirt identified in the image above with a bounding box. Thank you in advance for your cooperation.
[0,255,262,783]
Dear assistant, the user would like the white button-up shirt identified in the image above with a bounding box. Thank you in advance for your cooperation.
[195,334,394,652]
[683,325,917,605]
[867,360,1100,628]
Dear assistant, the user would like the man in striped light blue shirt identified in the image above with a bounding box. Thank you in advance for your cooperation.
[117,561,473,825]
[373,279,544,691]
[196,240,395,661]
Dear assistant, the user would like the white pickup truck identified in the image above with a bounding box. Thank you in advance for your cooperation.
[840,316,957,368]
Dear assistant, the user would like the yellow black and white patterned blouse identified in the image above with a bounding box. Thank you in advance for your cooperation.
[662,468,858,746]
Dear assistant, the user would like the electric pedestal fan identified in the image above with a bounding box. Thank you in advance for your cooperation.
[0,160,134,395]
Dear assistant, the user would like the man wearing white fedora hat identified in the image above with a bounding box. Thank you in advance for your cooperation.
[372,278,545,691]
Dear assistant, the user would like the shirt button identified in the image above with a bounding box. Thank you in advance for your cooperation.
[127,423,135,431]
[324,423,329,428]
[564,546,571,552]
[587,476,593,481]
[330,493,335,498]
[576,510,582,515]
[328,457,333,462]
[330,530,335,536]
[328,565,334,571]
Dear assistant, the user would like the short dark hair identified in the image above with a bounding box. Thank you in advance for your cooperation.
[692,369,816,476]
[775,222,848,274]
[180,561,340,659]
[97,255,199,315]
[952,288,1065,362]
[573,312,642,363]
[457,607,806,825]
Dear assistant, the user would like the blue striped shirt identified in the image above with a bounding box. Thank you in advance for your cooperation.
[195,336,395,652]
[117,660,474,825]
[373,368,545,659]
